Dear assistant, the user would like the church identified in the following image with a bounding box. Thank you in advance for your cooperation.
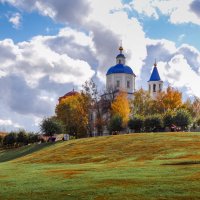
[59,45,163,136]
[106,45,163,99]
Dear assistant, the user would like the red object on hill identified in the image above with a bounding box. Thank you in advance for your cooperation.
[58,90,78,103]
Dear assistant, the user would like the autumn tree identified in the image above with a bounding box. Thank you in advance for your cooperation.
[132,88,155,116]
[55,93,89,138]
[156,86,182,113]
[111,91,130,127]
[183,96,200,119]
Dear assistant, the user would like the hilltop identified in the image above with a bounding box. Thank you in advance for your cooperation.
[0,132,200,200]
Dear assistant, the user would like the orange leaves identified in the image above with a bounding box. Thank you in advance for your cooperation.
[111,91,130,127]
[156,86,182,112]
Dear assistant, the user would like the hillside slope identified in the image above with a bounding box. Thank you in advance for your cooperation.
[0,132,200,200]
[15,132,200,165]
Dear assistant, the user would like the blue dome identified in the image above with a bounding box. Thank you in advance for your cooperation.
[116,53,125,58]
[148,66,162,82]
[106,64,135,76]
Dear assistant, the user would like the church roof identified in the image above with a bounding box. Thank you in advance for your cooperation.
[58,90,78,102]
[116,53,125,58]
[106,64,135,76]
[148,66,162,82]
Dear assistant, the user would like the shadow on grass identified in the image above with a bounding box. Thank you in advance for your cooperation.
[162,161,200,166]
[0,143,56,163]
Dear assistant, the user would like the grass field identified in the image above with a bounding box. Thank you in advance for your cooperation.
[0,132,200,200]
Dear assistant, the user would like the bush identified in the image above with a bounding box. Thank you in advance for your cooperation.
[17,130,28,146]
[109,115,123,133]
[144,115,163,132]
[128,115,144,132]
[40,117,64,137]
[163,110,176,128]
[3,132,17,147]
[174,109,192,130]
[28,133,40,144]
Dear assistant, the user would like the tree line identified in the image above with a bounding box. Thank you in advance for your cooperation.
[0,130,40,148]
[40,80,200,138]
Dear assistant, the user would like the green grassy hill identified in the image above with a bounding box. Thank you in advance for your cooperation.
[0,132,200,200]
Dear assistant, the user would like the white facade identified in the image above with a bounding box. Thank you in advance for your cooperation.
[106,46,136,99]
[148,80,163,99]
[106,73,135,94]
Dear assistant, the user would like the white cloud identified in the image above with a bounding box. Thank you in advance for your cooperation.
[140,38,200,99]
[1,0,200,132]
[0,28,95,88]
[9,12,21,29]
[178,34,185,42]
[130,0,200,25]
[0,119,21,128]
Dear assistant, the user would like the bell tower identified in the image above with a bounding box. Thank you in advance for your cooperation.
[148,60,163,99]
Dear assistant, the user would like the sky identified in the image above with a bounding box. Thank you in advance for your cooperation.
[0,0,200,132]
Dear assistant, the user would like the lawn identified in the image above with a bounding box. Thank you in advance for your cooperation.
[0,132,200,200]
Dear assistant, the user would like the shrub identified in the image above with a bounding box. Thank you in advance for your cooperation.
[163,110,176,128]
[144,115,163,132]
[17,130,28,146]
[174,109,192,130]
[28,133,40,144]
[128,115,144,132]
[3,132,17,147]
[109,115,123,133]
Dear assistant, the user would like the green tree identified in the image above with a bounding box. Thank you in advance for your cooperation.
[163,110,176,128]
[174,109,192,130]
[144,115,163,132]
[109,115,123,133]
[128,115,144,133]
[40,117,64,137]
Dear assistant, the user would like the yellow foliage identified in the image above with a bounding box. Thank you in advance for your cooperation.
[156,86,182,112]
[55,93,89,137]
[111,91,130,127]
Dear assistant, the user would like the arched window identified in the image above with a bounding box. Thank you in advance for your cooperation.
[127,81,130,88]
[159,84,162,91]
[149,85,151,92]
[153,84,156,92]
[119,59,121,64]
[117,80,120,87]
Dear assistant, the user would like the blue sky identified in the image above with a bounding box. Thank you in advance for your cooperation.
[0,0,200,131]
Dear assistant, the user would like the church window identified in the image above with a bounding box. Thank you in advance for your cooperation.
[159,84,162,91]
[153,84,156,92]
[149,85,151,92]
[119,59,121,64]
[127,81,130,88]
[117,80,120,87]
